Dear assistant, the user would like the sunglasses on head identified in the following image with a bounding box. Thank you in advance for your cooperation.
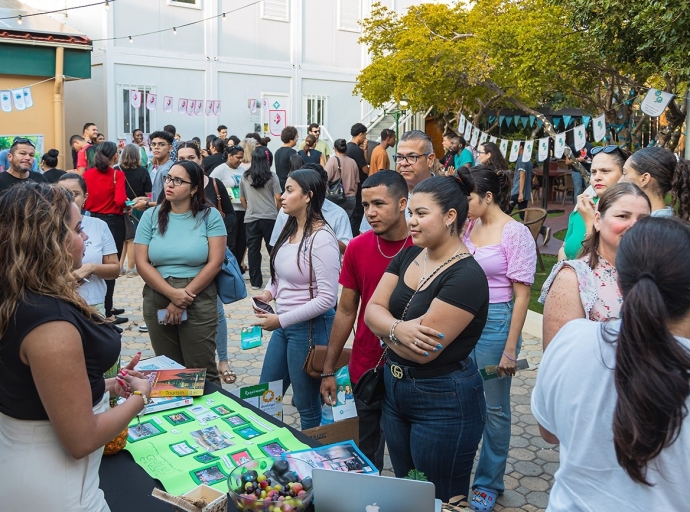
[11,137,35,148]
[591,145,626,157]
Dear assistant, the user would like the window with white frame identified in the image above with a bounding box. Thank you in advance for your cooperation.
[338,0,361,32]
[120,85,155,138]
[167,0,201,9]
[305,95,327,127]
[261,0,289,22]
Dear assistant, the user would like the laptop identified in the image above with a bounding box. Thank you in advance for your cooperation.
[312,469,443,512]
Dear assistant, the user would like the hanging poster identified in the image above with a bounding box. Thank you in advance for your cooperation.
[206,100,214,116]
[213,100,221,116]
[1,90,12,112]
[130,90,142,109]
[458,114,466,134]
[163,96,173,113]
[194,100,203,116]
[12,89,26,111]
[640,88,674,117]
[479,132,489,145]
[509,140,521,162]
[469,127,480,148]
[178,98,187,114]
[146,93,157,111]
[592,114,607,142]
[499,139,509,157]
[522,140,534,162]
[463,121,472,141]
[573,124,586,151]
[538,137,549,162]
[268,110,286,136]
[554,133,566,158]
[489,136,498,144]
[22,87,33,108]
[186,99,195,116]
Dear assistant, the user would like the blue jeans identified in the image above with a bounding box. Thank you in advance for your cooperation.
[260,309,335,430]
[382,359,486,502]
[216,297,228,362]
[571,170,584,198]
[470,301,522,494]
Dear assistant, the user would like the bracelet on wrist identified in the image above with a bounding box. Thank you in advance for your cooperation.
[320,373,336,378]
[503,351,516,362]
[389,319,401,346]
[132,390,150,406]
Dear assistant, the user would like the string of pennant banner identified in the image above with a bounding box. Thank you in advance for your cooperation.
[460,87,677,163]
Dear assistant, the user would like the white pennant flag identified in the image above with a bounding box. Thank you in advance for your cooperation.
[194,100,203,116]
[22,87,33,108]
[469,128,480,148]
[186,99,195,116]
[12,89,26,111]
[509,141,521,162]
[458,115,466,134]
[178,98,187,114]
[163,96,173,113]
[146,93,157,111]
[499,139,508,157]
[554,133,566,158]
[538,137,549,162]
[205,100,214,116]
[479,132,489,145]
[592,114,606,142]
[463,121,472,141]
[640,88,675,117]
[129,90,142,109]
[522,140,534,162]
[489,136,497,144]
[1,90,12,112]
[213,100,221,116]
[573,124,586,151]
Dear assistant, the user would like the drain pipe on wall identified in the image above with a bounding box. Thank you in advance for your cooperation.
[54,46,65,169]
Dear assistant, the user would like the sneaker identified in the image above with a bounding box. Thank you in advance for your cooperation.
[138,325,148,333]
[107,316,129,325]
[543,227,552,246]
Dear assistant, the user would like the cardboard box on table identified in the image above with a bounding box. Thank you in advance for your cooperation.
[302,416,359,445]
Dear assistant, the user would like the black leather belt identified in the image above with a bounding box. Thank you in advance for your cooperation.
[386,357,471,380]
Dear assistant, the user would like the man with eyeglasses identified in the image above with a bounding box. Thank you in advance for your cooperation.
[301,123,330,162]
[359,130,435,233]
[149,130,176,202]
[0,138,46,194]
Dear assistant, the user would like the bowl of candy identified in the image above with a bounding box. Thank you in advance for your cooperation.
[227,456,313,512]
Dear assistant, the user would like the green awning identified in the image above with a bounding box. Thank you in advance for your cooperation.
[0,43,90,79]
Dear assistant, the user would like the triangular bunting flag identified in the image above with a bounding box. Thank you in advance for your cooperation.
[536,119,543,128]
[582,116,591,127]
[488,116,496,125]
[529,115,535,127]
[499,115,505,126]
[520,117,528,128]
[506,117,513,127]
[513,115,521,126]
[563,115,572,128]
[553,118,561,129]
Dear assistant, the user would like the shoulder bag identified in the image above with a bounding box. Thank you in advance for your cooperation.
[326,156,347,205]
[303,229,351,379]
[204,212,247,304]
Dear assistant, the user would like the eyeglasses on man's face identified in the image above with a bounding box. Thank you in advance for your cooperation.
[393,153,431,164]
[163,175,192,187]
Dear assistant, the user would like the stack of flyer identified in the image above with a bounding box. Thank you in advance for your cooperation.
[132,355,196,415]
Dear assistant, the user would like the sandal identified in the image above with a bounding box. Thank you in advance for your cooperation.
[218,361,237,384]
[469,487,498,512]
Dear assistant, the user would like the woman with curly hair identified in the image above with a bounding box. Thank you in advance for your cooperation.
[620,146,690,220]
[0,183,151,510]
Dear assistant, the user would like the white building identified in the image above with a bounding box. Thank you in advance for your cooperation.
[23,0,434,159]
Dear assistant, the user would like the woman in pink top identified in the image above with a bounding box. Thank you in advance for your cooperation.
[539,182,651,350]
[253,169,340,429]
[460,167,536,512]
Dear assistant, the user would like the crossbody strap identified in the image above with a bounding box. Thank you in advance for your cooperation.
[334,156,342,179]
[307,231,316,349]
[211,177,225,217]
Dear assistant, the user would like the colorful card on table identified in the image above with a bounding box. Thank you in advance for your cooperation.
[142,368,206,397]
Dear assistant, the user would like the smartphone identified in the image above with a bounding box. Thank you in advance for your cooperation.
[125,199,137,207]
[157,309,188,324]
[252,298,275,315]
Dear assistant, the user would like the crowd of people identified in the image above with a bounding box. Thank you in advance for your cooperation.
[1,117,690,511]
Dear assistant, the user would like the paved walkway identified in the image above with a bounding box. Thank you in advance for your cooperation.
[114,257,557,511]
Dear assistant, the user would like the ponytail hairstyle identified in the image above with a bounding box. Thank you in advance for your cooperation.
[579,182,650,268]
[480,142,509,171]
[304,134,317,150]
[412,174,474,236]
[94,141,117,172]
[157,160,210,235]
[269,169,326,284]
[243,147,272,188]
[603,216,690,485]
[41,148,59,168]
[460,165,511,212]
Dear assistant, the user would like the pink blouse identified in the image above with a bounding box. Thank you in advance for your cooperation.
[463,220,537,303]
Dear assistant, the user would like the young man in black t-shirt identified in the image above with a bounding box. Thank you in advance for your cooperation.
[346,122,370,236]
[0,138,46,194]
[274,126,298,191]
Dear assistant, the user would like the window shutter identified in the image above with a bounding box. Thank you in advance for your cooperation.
[338,0,361,32]
[261,0,289,22]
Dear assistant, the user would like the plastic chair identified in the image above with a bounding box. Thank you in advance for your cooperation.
[515,208,547,271]
[552,173,575,205]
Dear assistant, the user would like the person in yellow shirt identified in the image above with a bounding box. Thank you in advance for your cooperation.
[369,129,396,175]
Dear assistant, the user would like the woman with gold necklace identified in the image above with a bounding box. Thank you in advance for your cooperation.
[365,175,490,503]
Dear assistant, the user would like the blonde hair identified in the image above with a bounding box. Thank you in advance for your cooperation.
[0,183,92,337]
[240,139,256,165]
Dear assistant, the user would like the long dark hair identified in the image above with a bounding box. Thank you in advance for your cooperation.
[244,147,272,188]
[627,146,690,221]
[94,141,117,172]
[603,216,690,485]
[412,174,474,235]
[157,160,210,235]
[460,165,511,212]
[480,142,509,171]
[289,154,305,173]
[269,169,326,284]
[579,182,650,267]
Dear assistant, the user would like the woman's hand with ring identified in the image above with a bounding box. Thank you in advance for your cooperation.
[395,318,444,356]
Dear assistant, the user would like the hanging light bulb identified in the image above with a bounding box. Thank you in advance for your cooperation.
[173,27,177,35]
[222,13,226,20]
[104,0,110,9]
[128,36,133,43]
[17,15,22,25]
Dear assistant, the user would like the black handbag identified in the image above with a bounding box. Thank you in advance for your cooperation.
[326,156,346,204]
[353,349,386,405]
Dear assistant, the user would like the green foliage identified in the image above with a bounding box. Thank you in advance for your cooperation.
[404,469,428,481]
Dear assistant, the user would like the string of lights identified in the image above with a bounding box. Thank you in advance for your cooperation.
[1,0,115,22]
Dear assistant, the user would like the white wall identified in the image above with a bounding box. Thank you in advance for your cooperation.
[64,63,107,164]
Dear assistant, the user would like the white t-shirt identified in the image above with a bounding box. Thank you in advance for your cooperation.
[78,216,117,306]
[210,163,245,211]
[269,199,353,247]
[531,319,690,511]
